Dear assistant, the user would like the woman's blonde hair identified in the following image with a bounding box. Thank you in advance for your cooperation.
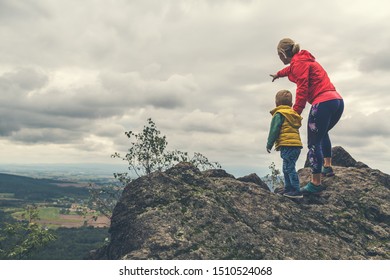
[275,89,293,106]
[277,38,300,58]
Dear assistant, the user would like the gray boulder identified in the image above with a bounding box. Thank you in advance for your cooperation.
[90,148,389,260]
[304,146,369,168]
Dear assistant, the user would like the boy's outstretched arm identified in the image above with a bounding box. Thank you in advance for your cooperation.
[266,113,284,153]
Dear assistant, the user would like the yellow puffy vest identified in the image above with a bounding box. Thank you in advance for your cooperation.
[271,105,303,150]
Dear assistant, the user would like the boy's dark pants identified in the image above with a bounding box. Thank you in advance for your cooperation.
[280,146,301,192]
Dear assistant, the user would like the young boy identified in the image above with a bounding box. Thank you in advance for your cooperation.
[266,90,303,198]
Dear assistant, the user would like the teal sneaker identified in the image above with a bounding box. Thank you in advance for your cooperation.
[300,182,325,194]
[321,166,335,177]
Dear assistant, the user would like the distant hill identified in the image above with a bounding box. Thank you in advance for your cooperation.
[0,173,89,201]
[0,163,127,182]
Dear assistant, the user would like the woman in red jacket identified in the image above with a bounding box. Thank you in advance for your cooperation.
[270,38,344,194]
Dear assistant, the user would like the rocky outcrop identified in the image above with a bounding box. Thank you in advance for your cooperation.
[237,173,269,191]
[304,146,369,168]
[91,148,389,260]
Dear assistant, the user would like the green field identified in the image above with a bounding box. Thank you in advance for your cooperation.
[0,193,21,201]
[12,206,60,219]
[9,206,109,229]
[38,206,61,220]
[0,193,14,198]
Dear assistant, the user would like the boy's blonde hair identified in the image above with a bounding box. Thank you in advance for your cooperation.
[275,90,293,106]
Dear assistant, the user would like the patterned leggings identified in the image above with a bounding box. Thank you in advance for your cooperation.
[307,99,344,174]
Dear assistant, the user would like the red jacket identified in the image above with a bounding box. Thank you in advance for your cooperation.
[277,50,342,114]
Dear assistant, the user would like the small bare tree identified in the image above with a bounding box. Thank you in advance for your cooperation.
[264,162,284,193]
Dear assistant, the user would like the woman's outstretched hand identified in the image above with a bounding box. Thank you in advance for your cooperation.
[270,74,279,82]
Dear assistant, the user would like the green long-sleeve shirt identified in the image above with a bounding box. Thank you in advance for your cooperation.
[266,113,284,151]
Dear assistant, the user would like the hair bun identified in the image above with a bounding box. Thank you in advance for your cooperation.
[277,38,300,56]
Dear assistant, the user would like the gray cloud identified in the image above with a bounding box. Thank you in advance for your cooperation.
[336,111,390,140]
[0,1,48,22]
[0,68,48,91]
[0,66,194,144]
[359,50,390,73]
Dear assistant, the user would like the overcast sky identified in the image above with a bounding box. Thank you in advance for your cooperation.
[1,0,390,177]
